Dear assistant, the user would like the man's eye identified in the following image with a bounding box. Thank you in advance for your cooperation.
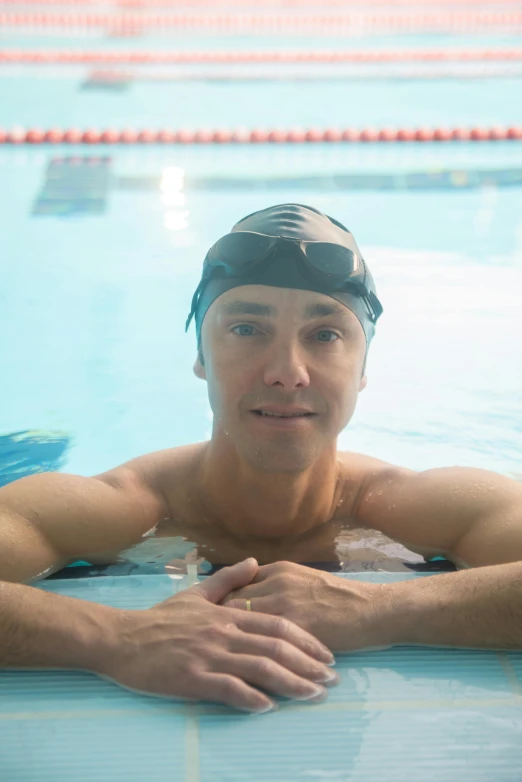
[316,329,339,342]
[232,324,257,337]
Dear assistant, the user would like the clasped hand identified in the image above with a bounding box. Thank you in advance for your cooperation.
[221,560,391,652]
[98,559,391,714]
[98,558,338,714]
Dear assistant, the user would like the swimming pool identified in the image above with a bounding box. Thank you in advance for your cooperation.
[1,4,522,780]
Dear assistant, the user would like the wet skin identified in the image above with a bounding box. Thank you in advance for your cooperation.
[84,286,449,574]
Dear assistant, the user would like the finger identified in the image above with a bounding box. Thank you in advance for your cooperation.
[216,653,328,703]
[194,559,258,605]
[196,672,276,714]
[232,609,335,666]
[222,583,269,605]
[228,630,339,686]
[224,595,273,611]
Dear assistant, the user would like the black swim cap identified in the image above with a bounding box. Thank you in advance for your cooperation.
[191,203,382,361]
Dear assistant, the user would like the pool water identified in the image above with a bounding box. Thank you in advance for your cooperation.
[1,26,522,480]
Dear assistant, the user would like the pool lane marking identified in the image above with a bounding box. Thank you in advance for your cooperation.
[2,49,522,65]
[1,11,522,33]
[2,126,522,145]
[496,653,522,696]
[2,696,522,721]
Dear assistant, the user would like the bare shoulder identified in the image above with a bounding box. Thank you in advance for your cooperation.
[336,450,436,555]
[339,452,522,565]
[337,450,414,516]
[337,449,409,479]
[98,442,207,513]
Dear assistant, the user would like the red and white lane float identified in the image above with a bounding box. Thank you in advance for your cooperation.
[1,126,522,145]
[0,12,521,33]
[1,49,522,65]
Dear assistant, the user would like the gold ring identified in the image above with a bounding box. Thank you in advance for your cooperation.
[245,599,252,612]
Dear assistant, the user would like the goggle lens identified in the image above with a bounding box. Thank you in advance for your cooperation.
[304,242,358,278]
[206,233,358,281]
[207,233,275,271]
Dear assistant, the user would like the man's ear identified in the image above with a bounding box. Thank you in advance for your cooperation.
[359,374,367,392]
[194,354,206,380]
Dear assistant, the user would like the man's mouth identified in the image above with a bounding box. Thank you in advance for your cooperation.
[252,410,316,419]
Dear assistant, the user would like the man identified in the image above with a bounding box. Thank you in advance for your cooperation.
[1,203,522,715]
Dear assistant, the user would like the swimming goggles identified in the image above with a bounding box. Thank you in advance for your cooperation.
[185,231,383,331]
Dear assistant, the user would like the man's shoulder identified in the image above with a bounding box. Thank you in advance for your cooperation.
[126,442,206,480]
[115,442,207,507]
[337,449,402,474]
[337,449,410,484]
[336,450,414,520]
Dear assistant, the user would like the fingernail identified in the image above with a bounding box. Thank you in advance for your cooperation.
[314,669,338,684]
[296,685,326,701]
[251,702,277,714]
[319,649,335,665]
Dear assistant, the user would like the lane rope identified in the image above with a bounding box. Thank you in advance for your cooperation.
[0,12,521,32]
[1,127,522,144]
[1,49,522,64]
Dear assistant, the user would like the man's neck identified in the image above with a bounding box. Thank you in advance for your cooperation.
[196,439,345,540]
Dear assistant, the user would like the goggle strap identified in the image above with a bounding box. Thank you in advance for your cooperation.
[365,290,383,323]
[185,275,208,332]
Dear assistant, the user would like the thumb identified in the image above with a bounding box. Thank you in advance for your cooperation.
[194,558,258,605]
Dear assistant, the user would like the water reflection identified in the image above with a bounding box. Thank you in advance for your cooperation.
[110,515,429,578]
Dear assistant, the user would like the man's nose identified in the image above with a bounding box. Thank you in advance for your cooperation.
[262,340,311,391]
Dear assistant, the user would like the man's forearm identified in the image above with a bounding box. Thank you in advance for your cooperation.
[0,580,118,671]
[383,561,522,651]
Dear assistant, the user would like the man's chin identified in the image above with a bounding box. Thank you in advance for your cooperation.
[241,438,321,475]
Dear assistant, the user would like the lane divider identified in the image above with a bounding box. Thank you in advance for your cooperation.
[0,12,521,32]
[1,127,522,144]
[1,49,522,64]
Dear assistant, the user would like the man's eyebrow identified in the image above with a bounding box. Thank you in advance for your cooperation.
[220,301,276,317]
[220,300,350,321]
[304,302,348,320]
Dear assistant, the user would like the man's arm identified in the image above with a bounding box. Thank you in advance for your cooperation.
[0,562,338,712]
[0,464,168,583]
[381,560,522,651]
[0,579,117,669]
[356,465,522,567]
[357,464,522,651]
[0,460,340,711]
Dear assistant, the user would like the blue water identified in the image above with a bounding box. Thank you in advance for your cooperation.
[0,24,521,481]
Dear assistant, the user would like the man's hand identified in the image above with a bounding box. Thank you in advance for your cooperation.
[222,561,391,653]
[98,559,338,713]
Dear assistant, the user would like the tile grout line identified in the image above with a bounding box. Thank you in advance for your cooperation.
[184,705,201,782]
[2,695,522,721]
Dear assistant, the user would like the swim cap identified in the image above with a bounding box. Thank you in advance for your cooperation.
[191,203,382,361]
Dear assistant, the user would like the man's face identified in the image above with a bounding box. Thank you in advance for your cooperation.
[194,285,367,473]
